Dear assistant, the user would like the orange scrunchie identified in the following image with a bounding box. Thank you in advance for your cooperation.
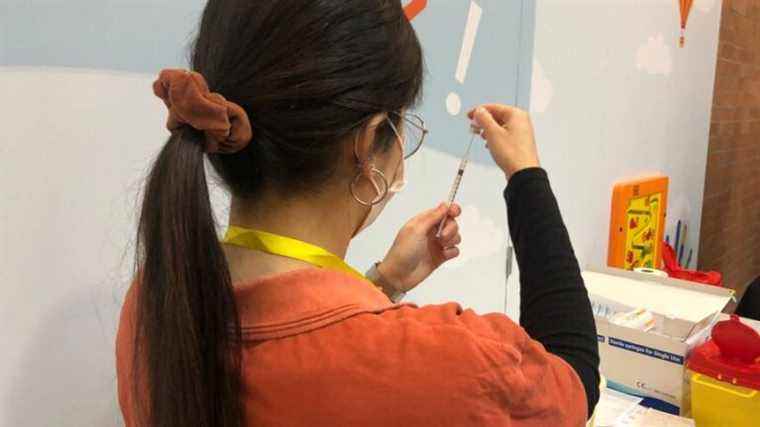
[152,69,253,153]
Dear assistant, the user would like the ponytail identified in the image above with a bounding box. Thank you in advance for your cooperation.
[134,129,243,427]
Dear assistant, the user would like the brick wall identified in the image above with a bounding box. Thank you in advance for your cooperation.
[699,0,760,296]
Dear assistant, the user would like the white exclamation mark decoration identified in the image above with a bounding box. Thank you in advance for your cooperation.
[446,1,483,116]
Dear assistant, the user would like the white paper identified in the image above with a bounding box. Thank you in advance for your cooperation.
[616,405,648,426]
[595,388,643,426]
[629,408,695,427]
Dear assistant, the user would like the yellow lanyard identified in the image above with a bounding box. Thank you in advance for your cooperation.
[222,226,368,282]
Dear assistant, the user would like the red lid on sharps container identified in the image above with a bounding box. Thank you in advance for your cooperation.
[687,315,760,390]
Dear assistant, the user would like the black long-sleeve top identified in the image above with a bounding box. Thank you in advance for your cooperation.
[505,168,600,418]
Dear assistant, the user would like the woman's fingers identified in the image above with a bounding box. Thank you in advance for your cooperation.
[441,246,460,260]
[467,103,522,125]
[467,104,539,178]
[447,203,462,219]
[436,203,462,254]
[440,232,461,248]
[410,203,448,235]
[438,219,459,243]
[435,215,460,262]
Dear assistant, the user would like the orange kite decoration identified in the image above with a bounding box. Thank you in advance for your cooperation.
[679,0,694,47]
[404,0,428,21]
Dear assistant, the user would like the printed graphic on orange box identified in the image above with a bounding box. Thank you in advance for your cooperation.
[608,176,669,270]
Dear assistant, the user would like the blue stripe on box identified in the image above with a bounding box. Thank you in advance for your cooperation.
[597,335,606,343]
[607,337,684,365]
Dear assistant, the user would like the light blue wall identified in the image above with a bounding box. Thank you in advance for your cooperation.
[2,0,205,72]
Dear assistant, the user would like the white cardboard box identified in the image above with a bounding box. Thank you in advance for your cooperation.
[583,267,733,412]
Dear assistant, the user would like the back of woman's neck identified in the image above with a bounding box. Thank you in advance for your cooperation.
[222,244,315,285]
[223,193,360,283]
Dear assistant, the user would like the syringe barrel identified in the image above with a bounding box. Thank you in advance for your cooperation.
[446,167,465,203]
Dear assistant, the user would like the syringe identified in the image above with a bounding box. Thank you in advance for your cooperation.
[436,125,482,238]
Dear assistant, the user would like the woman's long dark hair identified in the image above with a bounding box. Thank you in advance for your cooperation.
[134,1,423,426]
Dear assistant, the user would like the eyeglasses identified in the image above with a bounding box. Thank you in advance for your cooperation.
[387,112,428,159]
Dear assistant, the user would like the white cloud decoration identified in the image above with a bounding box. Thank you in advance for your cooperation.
[444,205,504,269]
[636,34,672,76]
[530,59,554,113]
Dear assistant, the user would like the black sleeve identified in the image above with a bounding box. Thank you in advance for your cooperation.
[504,167,600,419]
[736,277,760,321]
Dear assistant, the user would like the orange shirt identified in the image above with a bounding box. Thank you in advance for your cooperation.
[116,268,587,426]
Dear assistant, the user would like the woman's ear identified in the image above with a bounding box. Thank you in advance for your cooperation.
[353,113,388,164]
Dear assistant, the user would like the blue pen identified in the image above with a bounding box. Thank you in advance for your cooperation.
[674,220,681,255]
[666,235,670,245]
[678,224,687,265]
[686,249,693,269]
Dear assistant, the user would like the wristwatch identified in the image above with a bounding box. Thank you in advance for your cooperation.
[366,262,406,303]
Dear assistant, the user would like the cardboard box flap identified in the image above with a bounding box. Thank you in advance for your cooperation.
[583,268,732,325]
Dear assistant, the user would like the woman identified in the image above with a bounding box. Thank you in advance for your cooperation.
[116,1,599,426]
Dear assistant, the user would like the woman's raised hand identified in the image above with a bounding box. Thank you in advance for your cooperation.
[470,104,540,178]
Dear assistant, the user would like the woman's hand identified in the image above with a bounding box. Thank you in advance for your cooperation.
[377,203,462,292]
[469,104,540,178]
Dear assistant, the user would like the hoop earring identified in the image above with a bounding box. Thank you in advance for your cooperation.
[350,167,389,206]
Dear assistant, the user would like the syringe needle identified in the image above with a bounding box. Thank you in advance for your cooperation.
[461,130,477,160]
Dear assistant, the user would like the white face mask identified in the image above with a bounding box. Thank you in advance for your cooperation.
[352,119,407,237]
[352,157,405,236]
